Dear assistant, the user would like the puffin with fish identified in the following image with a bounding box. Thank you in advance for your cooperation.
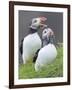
[20,17,47,64]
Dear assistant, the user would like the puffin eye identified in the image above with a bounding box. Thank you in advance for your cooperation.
[44,31,47,33]
[34,20,37,23]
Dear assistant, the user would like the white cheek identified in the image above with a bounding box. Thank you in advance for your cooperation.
[33,21,40,27]
[42,33,48,38]
[37,20,40,26]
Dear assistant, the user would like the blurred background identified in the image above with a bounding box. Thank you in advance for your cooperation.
[19,10,63,64]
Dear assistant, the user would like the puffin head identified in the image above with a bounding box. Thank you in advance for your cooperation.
[42,28,55,44]
[30,17,47,30]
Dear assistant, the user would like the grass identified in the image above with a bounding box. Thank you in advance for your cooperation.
[19,46,63,79]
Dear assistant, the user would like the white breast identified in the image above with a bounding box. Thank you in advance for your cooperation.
[35,44,57,71]
[22,33,42,64]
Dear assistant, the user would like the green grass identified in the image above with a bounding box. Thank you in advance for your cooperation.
[19,46,63,79]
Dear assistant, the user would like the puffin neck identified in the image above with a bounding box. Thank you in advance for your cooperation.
[29,28,38,34]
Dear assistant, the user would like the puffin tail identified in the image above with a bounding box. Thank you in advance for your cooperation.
[33,49,40,63]
[19,39,24,55]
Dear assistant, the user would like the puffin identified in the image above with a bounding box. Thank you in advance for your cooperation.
[34,27,57,72]
[20,17,47,64]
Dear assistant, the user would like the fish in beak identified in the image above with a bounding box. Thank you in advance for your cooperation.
[29,17,47,29]
[39,17,47,29]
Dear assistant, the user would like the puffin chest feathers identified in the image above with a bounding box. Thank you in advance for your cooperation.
[36,44,57,65]
[23,33,41,62]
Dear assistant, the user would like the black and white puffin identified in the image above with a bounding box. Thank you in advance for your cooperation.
[20,17,47,64]
[34,28,57,72]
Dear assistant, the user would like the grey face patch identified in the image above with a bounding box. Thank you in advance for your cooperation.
[42,28,55,46]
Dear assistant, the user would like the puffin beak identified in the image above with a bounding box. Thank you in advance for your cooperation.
[39,17,47,29]
[48,32,55,44]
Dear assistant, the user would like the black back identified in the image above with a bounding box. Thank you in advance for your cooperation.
[19,39,24,55]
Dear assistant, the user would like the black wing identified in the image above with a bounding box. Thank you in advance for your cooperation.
[33,49,40,63]
[19,39,24,55]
